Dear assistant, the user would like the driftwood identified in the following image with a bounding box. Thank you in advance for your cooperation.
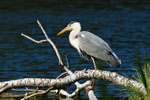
[0,20,147,99]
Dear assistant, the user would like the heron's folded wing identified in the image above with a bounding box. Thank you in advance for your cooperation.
[78,31,112,61]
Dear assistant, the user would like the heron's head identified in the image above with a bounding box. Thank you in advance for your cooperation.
[57,21,81,36]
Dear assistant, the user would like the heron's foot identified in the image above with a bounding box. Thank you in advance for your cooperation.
[91,79,95,88]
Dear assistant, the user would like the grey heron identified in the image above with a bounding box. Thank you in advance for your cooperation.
[57,21,121,69]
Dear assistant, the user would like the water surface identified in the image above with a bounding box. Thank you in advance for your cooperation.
[0,0,150,99]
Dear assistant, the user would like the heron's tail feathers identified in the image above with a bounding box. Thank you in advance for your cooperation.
[108,52,121,67]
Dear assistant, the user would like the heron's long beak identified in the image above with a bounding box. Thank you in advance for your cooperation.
[57,27,69,36]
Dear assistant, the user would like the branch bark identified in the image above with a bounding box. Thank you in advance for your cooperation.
[0,69,147,95]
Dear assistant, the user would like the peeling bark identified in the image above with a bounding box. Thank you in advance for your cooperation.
[0,69,146,95]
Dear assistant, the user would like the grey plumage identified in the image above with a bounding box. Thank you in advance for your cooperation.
[77,31,121,67]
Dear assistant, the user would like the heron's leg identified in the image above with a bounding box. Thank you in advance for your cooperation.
[91,57,97,88]
[91,57,97,70]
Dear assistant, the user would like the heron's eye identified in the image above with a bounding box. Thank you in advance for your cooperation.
[69,25,73,29]
[68,24,72,28]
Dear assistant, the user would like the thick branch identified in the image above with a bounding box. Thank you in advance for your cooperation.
[0,69,147,95]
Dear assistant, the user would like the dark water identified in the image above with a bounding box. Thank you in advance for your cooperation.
[0,0,150,99]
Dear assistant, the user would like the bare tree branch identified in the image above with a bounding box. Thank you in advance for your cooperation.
[21,33,47,44]
[59,80,97,99]
[21,87,53,100]
[0,69,147,95]
[37,20,64,66]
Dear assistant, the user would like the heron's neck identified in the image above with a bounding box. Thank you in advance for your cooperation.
[69,29,81,49]
[69,29,80,40]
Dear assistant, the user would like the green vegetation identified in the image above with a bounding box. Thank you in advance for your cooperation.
[128,52,150,100]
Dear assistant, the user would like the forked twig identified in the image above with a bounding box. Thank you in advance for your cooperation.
[21,87,53,100]
[21,33,47,44]
[37,20,64,66]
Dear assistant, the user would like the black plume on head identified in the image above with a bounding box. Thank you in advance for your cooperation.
[69,21,76,25]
